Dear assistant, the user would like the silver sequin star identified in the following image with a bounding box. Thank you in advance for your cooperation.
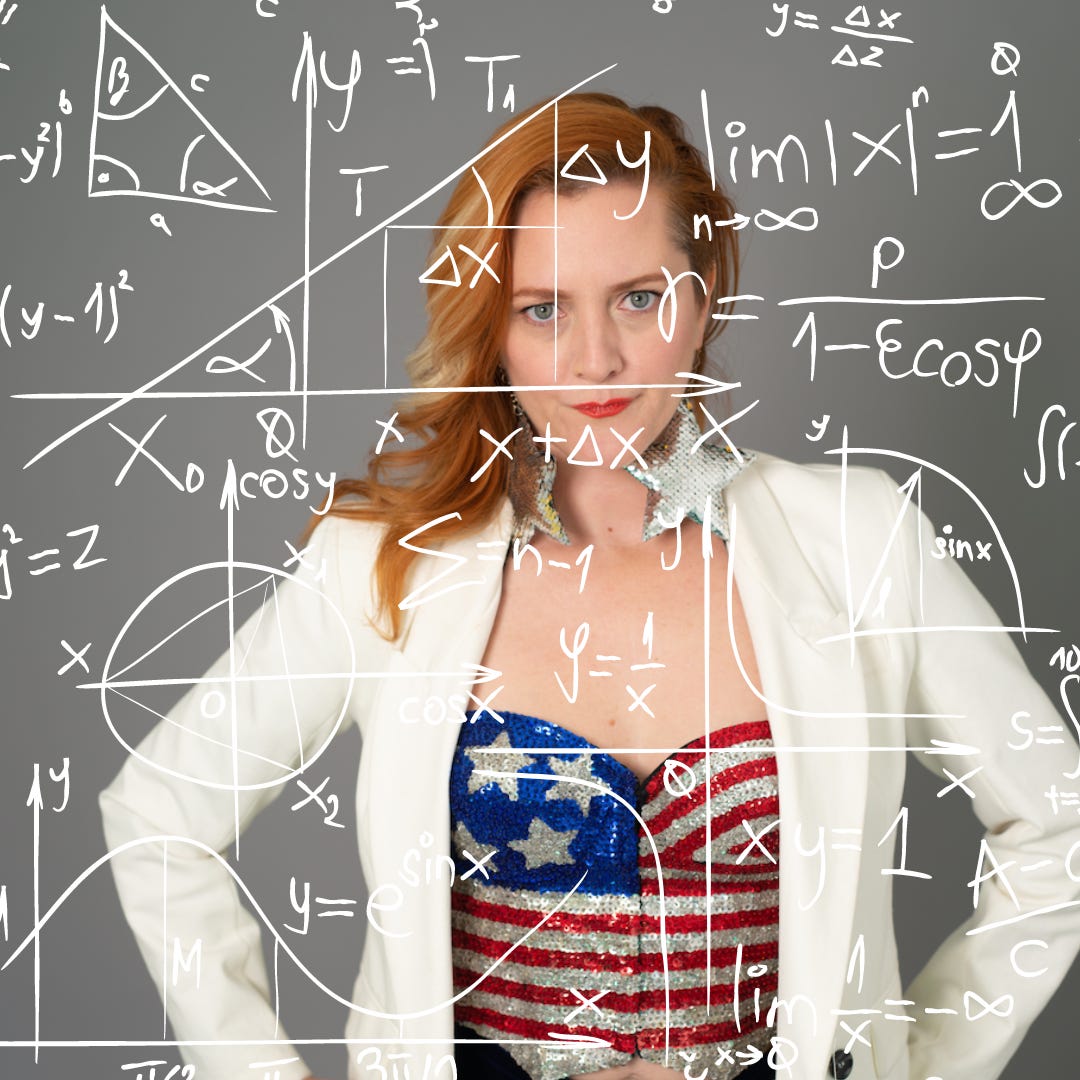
[466,731,534,802]
[543,753,600,814]
[624,402,754,542]
[507,818,579,870]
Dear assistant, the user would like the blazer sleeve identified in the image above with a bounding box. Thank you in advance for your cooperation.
[883,468,1080,1080]
[99,512,380,1080]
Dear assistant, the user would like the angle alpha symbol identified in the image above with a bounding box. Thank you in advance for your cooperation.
[25,62,620,469]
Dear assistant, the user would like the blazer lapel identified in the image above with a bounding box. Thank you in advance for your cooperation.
[725,465,871,1073]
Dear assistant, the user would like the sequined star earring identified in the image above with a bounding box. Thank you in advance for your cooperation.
[495,364,531,429]
[622,400,756,542]
[501,386,569,545]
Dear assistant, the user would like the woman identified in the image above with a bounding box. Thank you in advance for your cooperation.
[100,93,1080,1080]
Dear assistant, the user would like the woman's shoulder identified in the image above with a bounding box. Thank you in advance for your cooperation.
[309,498,511,619]
[311,503,387,548]
[736,446,897,517]
[299,506,393,623]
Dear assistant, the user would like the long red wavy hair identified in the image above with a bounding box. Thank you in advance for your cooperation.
[299,92,741,639]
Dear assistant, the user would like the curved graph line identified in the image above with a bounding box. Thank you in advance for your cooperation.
[826,445,1033,638]
[727,502,964,721]
[1,833,601,1028]
[109,572,271,682]
[474,768,674,1067]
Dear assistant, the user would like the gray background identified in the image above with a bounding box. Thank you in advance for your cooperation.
[2,0,1079,1076]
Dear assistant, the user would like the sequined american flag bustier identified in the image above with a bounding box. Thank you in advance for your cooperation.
[449,709,781,1080]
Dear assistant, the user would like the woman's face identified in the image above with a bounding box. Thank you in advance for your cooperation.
[501,179,710,465]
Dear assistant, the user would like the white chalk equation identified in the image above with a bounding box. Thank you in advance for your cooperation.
[765,3,914,70]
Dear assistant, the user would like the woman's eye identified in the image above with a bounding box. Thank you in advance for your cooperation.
[624,290,659,311]
[524,302,556,323]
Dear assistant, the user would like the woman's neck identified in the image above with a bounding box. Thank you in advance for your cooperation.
[550,461,651,550]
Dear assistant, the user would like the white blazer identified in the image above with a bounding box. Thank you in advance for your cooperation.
[100,451,1080,1080]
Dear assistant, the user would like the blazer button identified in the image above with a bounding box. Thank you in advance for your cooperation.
[829,1048,854,1078]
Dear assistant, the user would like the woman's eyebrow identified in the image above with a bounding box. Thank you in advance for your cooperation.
[511,272,669,303]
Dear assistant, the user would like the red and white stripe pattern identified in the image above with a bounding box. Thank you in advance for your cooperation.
[451,719,780,1079]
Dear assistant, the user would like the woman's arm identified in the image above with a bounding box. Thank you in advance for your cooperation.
[99,514,371,1080]
[886,469,1080,1080]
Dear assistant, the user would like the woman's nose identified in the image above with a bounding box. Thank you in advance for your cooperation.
[567,310,624,382]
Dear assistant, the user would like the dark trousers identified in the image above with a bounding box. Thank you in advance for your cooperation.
[453,1024,777,1079]
[454,1025,531,1078]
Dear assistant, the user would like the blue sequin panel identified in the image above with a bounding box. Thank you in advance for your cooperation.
[450,710,641,896]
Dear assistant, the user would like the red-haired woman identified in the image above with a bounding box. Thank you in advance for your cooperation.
[101,93,1080,1080]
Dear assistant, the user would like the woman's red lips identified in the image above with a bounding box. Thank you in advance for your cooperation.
[573,398,633,418]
